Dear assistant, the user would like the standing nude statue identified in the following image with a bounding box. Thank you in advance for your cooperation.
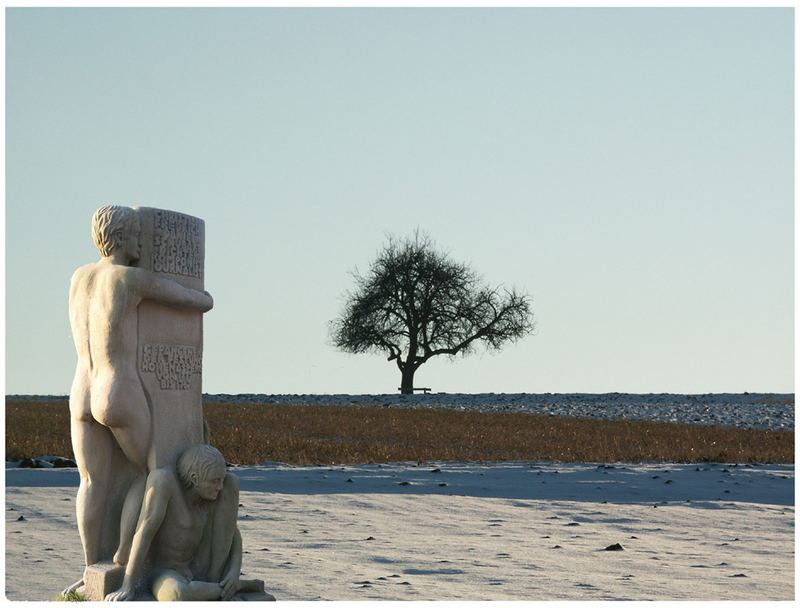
[67,206,214,591]
[105,444,271,601]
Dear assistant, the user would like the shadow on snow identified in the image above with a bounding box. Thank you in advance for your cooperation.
[6,461,793,508]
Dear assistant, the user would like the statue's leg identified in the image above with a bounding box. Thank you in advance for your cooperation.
[152,570,222,601]
[93,385,151,566]
[206,474,240,582]
[70,414,115,568]
[102,387,151,472]
[113,473,146,565]
[237,580,265,593]
[182,581,226,601]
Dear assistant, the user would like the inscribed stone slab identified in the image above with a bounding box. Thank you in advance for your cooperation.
[133,207,206,470]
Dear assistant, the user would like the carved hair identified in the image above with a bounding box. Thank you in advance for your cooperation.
[176,444,226,489]
[91,205,137,257]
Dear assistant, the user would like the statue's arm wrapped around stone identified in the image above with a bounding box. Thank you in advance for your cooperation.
[129,267,213,313]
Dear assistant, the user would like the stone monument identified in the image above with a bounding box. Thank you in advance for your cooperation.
[65,205,271,601]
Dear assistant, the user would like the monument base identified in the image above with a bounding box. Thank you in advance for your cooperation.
[83,561,124,601]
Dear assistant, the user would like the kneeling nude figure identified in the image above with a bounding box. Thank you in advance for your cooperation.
[106,445,272,601]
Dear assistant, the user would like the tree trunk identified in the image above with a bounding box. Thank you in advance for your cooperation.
[400,365,416,394]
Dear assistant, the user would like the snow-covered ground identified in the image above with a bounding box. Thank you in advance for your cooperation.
[5,460,794,601]
[206,392,794,431]
[5,393,794,600]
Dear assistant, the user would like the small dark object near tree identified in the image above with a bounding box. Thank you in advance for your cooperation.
[330,232,534,394]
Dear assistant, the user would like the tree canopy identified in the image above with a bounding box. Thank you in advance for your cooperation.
[330,233,534,393]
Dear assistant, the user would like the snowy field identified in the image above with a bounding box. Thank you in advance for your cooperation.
[5,460,794,601]
[5,392,794,601]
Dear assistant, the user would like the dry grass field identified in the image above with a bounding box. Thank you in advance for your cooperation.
[5,397,794,465]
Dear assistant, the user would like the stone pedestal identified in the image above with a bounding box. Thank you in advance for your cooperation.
[84,562,125,602]
[133,207,206,470]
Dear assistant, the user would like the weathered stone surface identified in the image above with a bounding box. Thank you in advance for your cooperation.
[67,205,213,592]
[84,562,124,602]
[132,207,206,470]
[67,206,272,600]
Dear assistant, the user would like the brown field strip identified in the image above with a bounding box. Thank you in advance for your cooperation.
[5,397,794,465]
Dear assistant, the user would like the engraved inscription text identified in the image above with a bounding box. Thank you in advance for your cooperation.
[140,344,202,390]
[152,210,203,279]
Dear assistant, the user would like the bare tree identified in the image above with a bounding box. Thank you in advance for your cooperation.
[330,233,535,394]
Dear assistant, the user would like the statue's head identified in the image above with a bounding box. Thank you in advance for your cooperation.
[176,444,227,500]
[91,205,139,258]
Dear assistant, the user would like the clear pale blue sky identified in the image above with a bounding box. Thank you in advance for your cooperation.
[5,7,794,395]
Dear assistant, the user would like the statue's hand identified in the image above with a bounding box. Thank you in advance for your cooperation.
[220,569,240,601]
[105,588,134,601]
[61,578,83,598]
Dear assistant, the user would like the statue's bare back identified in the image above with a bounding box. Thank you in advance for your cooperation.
[70,261,151,454]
